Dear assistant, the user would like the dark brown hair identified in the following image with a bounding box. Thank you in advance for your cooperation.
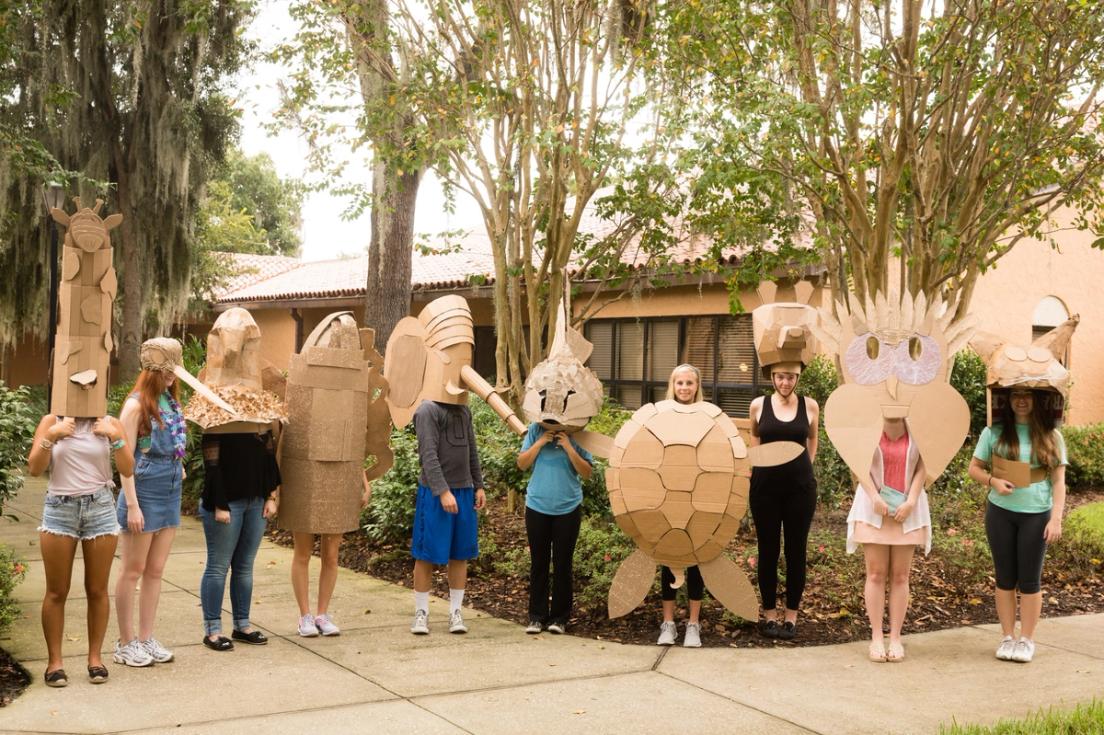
[995,390,1061,468]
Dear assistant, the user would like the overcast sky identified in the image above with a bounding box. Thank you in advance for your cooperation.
[234,1,481,262]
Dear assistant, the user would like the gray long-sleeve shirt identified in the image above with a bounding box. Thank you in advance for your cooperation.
[414,401,484,496]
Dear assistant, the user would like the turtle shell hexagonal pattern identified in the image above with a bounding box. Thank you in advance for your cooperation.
[606,400,750,568]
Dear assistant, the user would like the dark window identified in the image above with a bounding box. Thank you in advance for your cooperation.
[585,315,761,416]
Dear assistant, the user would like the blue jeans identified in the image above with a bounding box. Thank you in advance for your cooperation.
[199,497,266,635]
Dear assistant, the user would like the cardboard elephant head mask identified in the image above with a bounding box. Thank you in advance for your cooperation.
[48,197,122,417]
[812,290,975,485]
[384,295,524,434]
[183,307,287,431]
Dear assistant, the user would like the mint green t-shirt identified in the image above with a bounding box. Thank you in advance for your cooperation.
[972,424,1067,514]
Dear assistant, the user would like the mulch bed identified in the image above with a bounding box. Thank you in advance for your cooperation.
[271,489,1104,649]
[0,646,31,707]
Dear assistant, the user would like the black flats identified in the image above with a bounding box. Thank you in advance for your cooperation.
[231,629,268,645]
[87,665,109,684]
[777,621,797,640]
[758,619,797,640]
[44,668,68,687]
[203,635,234,651]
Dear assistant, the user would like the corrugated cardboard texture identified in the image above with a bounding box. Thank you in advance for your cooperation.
[278,312,393,535]
[48,198,121,417]
[752,302,819,379]
[699,555,759,621]
[607,549,656,619]
[815,290,975,485]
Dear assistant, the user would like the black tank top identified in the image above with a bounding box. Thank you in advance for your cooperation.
[750,394,815,487]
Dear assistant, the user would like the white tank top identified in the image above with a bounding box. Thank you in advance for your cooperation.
[47,419,114,496]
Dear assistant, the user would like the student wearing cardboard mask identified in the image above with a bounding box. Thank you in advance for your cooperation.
[748,362,819,640]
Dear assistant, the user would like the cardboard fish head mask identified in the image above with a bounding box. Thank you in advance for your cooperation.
[522,294,603,431]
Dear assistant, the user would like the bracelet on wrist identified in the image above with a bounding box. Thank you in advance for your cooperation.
[110,438,126,451]
[39,438,55,450]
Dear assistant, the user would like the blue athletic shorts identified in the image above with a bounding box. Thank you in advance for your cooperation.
[411,485,479,565]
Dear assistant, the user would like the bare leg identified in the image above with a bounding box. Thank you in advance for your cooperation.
[863,544,889,644]
[688,599,702,625]
[661,599,675,623]
[1018,591,1043,639]
[995,588,1017,638]
[291,532,314,616]
[446,559,467,591]
[783,607,799,625]
[40,532,78,674]
[887,545,916,645]
[137,529,176,640]
[316,534,342,616]
[81,534,118,668]
[413,559,434,593]
[115,532,153,643]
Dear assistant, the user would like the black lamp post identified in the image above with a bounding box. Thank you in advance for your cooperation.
[42,183,66,406]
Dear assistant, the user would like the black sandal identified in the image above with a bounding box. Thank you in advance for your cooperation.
[44,668,68,687]
[202,635,234,651]
[231,628,268,645]
[777,621,797,640]
[758,619,780,639]
[87,665,109,684]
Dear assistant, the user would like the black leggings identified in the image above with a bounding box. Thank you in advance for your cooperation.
[525,505,582,624]
[749,482,817,610]
[985,501,1050,594]
[660,565,703,601]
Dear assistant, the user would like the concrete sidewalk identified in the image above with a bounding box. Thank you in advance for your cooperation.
[1,477,1102,734]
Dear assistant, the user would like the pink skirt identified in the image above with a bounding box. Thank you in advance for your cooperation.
[852,517,926,547]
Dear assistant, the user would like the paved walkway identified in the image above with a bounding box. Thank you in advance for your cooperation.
[1,477,1102,734]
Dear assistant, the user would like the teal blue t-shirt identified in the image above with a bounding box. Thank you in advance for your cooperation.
[972,424,1066,513]
[521,423,593,516]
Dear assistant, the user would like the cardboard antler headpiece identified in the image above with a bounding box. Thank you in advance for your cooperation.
[605,401,805,620]
[278,312,393,534]
[521,283,610,455]
[384,295,524,434]
[811,290,975,485]
[183,307,287,431]
[969,315,1078,428]
[48,197,122,417]
[752,282,818,378]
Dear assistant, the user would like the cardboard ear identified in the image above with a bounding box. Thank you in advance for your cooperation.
[102,213,123,232]
[50,207,70,226]
[1031,315,1079,358]
[969,331,1006,364]
[607,549,656,619]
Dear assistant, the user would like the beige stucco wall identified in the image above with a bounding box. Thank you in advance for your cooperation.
[583,281,826,320]
[968,210,1104,425]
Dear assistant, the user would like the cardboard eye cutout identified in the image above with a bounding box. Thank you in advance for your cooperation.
[278,312,394,534]
[48,197,121,418]
[811,290,975,485]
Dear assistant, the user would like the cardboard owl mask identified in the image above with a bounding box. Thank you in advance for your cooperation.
[812,290,975,484]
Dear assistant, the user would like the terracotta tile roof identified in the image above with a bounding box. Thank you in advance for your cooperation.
[213,252,303,295]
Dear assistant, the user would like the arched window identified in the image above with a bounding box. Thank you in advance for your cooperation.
[1032,295,1070,366]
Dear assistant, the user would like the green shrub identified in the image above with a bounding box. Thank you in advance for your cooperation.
[572,516,636,609]
[0,382,39,517]
[0,546,27,636]
[950,349,988,438]
[361,425,420,544]
[1063,423,1104,490]
[1065,502,1104,556]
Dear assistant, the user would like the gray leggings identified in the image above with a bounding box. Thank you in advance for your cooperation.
[984,501,1050,594]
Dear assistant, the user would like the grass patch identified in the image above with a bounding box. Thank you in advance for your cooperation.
[1066,502,1104,557]
[940,699,1104,734]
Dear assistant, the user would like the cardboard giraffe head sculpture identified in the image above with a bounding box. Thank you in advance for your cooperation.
[605,401,805,620]
[811,290,975,485]
[278,312,394,534]
[752,281,818,379]
[48,197,122,417]
[183,307,287,432]
[384,295,524,434]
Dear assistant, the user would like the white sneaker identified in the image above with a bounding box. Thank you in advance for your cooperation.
[411,609,429,635]
[298,614,320,637]
[141,637,174,663]
[525,620,543,634]
[449,609,468,634]
[546,622,565,635]
[657,621,677,646]
[683,623,702,648]
[113,639,154,667]
[995,635,1016,661]
[314,613,340,636]
[1011,638,1035,663]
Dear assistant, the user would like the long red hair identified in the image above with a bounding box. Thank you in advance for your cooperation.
[130,370,179,437]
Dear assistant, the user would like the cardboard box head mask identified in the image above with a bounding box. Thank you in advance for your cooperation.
[812,290,975,485]
[48,197,122,417]
[752,283,819,380]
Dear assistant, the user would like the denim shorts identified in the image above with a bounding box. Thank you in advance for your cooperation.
[39,487,120,540]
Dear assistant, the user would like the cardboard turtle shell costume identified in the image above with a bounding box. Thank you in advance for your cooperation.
[278,312,394,534]
[48,197,122,418]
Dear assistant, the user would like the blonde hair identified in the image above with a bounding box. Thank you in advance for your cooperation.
[666,364,704,403]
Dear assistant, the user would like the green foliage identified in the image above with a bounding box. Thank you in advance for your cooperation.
[571,516,636,610]
[0,546,27,637]
[939,698,1104,734]
[361,426,420,545]
[950,350,989,439]
[1065,502,1104,558]
[0,383,39,516]
[1063,423,1104,490]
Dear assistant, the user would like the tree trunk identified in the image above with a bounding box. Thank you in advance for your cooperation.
[363,164,420,349]
[114,161,142,382]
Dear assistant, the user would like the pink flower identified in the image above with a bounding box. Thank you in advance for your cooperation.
[12,563,24,575]
[817,545,826,554]
[962,538,974,548]
[946,528,959,537]
[747,556,757,569]
[603,554,612,562]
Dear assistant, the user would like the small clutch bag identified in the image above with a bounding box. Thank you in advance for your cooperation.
[879,486,908,514]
